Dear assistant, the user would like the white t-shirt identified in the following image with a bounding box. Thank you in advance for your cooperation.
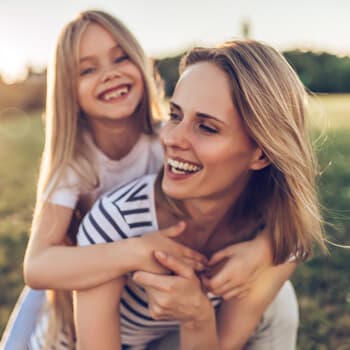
[29,134,163,350]
[45,133,163,209]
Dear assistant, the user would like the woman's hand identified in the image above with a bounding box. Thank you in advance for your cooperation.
[132,251,213,323]
[201,231,273,300]
[131,222,207,275]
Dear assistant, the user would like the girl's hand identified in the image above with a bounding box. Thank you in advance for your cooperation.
[131,222,207,275]
[201,232,273,300]
[133,251,213,324]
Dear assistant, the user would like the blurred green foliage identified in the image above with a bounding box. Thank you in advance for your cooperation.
[0,96,349,349]
[155,51,350,97]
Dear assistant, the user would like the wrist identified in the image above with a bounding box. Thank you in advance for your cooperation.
[181,296,215,330]
[112,239,139,274]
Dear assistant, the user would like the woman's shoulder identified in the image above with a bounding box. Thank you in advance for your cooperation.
[100,174,158,211]
[77,174,158,246]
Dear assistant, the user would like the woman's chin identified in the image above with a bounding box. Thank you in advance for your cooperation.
[161,182,186,200]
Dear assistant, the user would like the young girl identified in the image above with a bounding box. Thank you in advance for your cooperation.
[74,40,325,350]
[0,10,274,350]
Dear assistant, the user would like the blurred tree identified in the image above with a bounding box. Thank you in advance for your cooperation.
[155,54,182,97]
[241,19,251,39]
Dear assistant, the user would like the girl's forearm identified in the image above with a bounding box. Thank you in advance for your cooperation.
[24,239,136,290]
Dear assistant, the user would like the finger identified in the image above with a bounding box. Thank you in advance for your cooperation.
[211,280,232,296]
[208,247,233,266]
[132,271,170,291]
[161,221,186,238]
[206,270,231,291]
[200,275,211,290]
[181,257,206,272]
[161,223,207,263]
[154,251,193,279]
[182,247,208,264]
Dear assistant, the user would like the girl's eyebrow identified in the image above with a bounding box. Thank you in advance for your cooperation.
[170,101,224,124]
[79,56,95,63]
[79,45,122,63]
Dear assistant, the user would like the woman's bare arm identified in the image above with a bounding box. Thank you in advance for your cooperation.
[74,277,126,350]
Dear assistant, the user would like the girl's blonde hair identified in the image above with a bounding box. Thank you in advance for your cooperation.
[33,9,163,348]
[176,40,326,264]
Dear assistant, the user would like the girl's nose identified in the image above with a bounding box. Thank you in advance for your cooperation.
[101,67,121,82]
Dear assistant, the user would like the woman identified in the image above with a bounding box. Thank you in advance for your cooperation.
[74,40,325,349]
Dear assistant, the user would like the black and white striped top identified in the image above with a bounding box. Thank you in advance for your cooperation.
[77,174,222,350]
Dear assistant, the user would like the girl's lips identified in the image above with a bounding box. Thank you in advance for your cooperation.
[98,84,131,101]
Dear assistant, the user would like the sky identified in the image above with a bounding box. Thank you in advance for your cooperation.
[0,0,349,82]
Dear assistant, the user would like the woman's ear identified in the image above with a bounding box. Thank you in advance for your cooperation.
[250,148,270,170]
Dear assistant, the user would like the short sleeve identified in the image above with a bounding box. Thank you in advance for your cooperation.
[42,167,80,209]
[76,196,129,247]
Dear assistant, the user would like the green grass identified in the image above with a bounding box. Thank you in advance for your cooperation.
[0,96,349,349]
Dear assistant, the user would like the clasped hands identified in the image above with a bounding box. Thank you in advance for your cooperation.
[131,221,271,323]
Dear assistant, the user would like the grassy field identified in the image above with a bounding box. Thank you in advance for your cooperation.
[0,95,349,349]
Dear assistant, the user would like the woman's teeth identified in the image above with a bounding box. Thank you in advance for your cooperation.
[168,158,202,174]
[101,86,129,101]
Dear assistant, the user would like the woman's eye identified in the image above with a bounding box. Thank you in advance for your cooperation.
[114,55,129,64]
[168,112,181,122]
[80,67,95,76]
[199,123,218,134]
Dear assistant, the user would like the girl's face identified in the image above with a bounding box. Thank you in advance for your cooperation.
[77,23,144,124]
[161,62,267,205]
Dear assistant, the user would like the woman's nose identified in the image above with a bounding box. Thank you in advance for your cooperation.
[161,121,191,149]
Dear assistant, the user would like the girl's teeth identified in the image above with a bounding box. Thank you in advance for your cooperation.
[102,86,129,101]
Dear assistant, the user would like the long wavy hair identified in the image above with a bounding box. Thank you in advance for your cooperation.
[32,9,163,349]
[159,39,326,265]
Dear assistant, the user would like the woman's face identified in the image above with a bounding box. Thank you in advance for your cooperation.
[160,61,265,204]
[77,23,144,124]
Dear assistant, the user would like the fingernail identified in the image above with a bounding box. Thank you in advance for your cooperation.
[155,251,167,259]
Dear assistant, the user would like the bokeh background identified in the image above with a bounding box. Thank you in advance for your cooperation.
[0,1,349,349]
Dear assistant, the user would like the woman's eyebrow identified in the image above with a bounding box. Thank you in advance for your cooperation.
[196,112,224,124]
[170,101,225,124]
[169,101,182,112]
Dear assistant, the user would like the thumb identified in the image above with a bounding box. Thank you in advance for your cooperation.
[154,251,193,279]
[161,221,186,238]
[208,246,233,266]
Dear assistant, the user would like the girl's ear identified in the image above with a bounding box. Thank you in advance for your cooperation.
[250,148,270,171]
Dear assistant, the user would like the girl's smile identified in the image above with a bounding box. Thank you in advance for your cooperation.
[77,23,144,124]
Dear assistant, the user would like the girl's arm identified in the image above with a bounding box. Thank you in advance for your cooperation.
[24,203,134,290]
[202,228,273,299]
[216,262,296,350]
[24,203,205,290]
[74,277,126,350]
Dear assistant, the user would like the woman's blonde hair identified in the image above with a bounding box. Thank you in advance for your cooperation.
[33,9,163,348]
[176,40,326,264]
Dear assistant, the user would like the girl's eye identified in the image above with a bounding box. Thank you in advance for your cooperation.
[80,67,95,76]
[199,123,219,134]
[114,55,129,64]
